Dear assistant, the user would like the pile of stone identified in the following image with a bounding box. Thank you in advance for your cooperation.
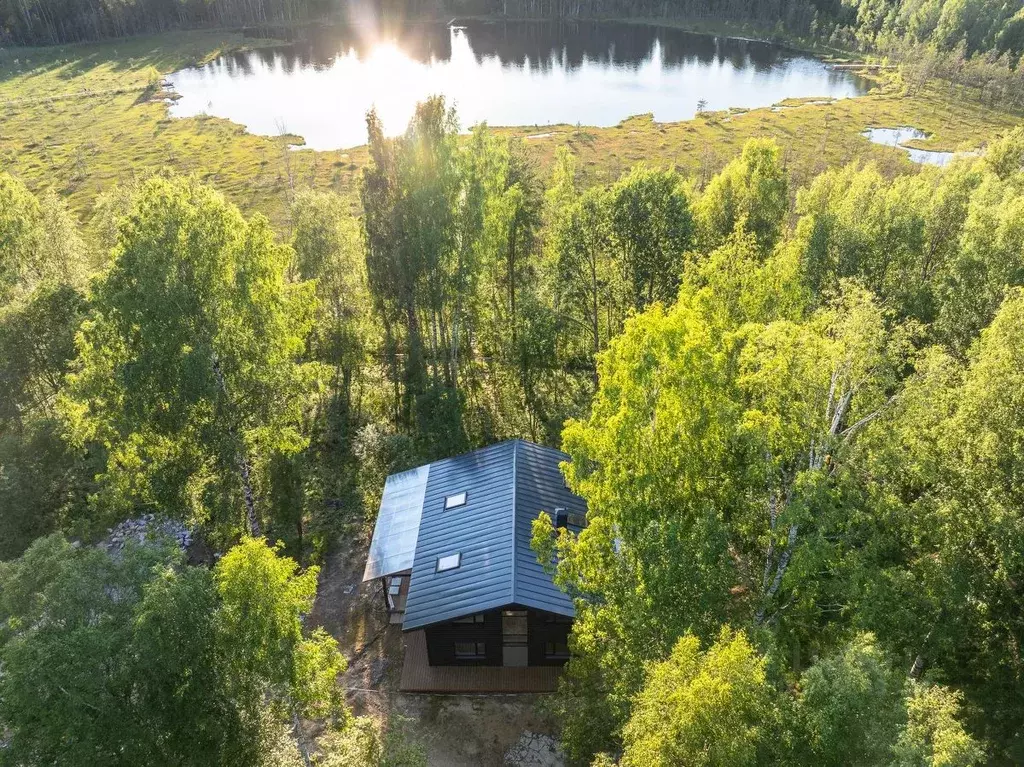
[102,514,192,554]
[504,731,565,767]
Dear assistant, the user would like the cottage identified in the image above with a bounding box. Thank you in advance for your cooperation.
[362,439,585,674]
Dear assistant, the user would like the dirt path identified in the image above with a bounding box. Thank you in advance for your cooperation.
[308,531,561,766]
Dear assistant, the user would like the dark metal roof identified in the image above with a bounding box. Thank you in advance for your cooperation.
[514,441,586,616]
[398,439,583,631]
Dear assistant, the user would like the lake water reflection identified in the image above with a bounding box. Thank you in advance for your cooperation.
[861,126,961,166]
[167,21,871,150]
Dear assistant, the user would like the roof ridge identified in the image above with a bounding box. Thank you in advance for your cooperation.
[509,438,518,606]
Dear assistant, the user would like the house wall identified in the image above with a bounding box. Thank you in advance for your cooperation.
[422,606,572,667]
[424,609,503,666]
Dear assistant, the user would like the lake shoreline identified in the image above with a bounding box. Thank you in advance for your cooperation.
[164,20,875,151]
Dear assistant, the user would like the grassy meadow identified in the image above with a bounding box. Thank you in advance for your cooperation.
[1,27,1020,236]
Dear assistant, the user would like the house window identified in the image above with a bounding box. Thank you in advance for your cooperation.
[454,641,486,659]
[444,492,467,510]
[555,509,586,528]
[453,613,485,624]
[436,553,461,572]
[545,641,570,659]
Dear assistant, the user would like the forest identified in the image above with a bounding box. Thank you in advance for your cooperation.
[2,0,1024,69]
[1,68,1023,760]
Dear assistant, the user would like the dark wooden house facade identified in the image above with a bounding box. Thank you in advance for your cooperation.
[422,607,573,667]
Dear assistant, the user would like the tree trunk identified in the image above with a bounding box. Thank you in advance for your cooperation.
[591,253,600,360]
[292,710,312,767]
[237,452,262,538]
[508,221,517,350]
[212,354,262,537]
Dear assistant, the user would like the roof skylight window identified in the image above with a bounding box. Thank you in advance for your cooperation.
[436,553,461,572]
[444,492,467,510]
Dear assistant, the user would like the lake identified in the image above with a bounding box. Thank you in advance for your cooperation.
[167,21,872,151]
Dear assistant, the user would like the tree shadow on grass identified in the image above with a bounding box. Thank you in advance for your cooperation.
[0,31,255,88]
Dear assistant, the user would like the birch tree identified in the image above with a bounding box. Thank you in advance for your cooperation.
[291,189,369,414]
[0,535,345,766]
[0,173,87,304]
[543,257,904,760]
[550,186,615,364]
[361,98,464,428]
[694,138,788,253]
[61,175,318,539]
[607,164,694,311]
[740,281,906,626]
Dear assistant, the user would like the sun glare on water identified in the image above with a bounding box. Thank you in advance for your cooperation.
[166,24,869,150]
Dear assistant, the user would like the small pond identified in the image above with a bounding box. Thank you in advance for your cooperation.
[166,21,872,150]
[861,126,961,166]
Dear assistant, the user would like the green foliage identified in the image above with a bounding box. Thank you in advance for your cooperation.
[547,162,695,376]
[0,282,88,425]
[794,633,903,766]
[0,175,94,560]
[893,683,985,767]
[607,164,694,310]
[0,172,41,303]
[934,172,1024,351]
[542,168,927,759]
[0,417,95,559]
[847,0,1021,56]
[361,97,464,429]
[360,99,591,448]
[530,510,559,577]
[91,177,145,257]
[61,174,319,540]
[794,162,941,312]
[0,535,346,766]
[621,628,779,767]
[695,138,788,253]
[129,563,242,764]
[550,184,615,363]
[291,188,369,409]
[549,293,739,759]
[537,136,1024,763]
[314,714,426,767]
[831,291,1024,759]
[592,631,981,767]
[215,537,344,721]
[0,536,161,766]
[352,422,416,528]
[0,173,87,304]
[315,719,383,766]
[378,716,429,767]
[983,126,1024,179]
[286,188,372,555]
[791,151,1024,354]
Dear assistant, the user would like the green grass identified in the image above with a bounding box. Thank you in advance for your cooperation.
[498,75,1018,194]
[0,31,368,230]
[0,29,1019,235]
